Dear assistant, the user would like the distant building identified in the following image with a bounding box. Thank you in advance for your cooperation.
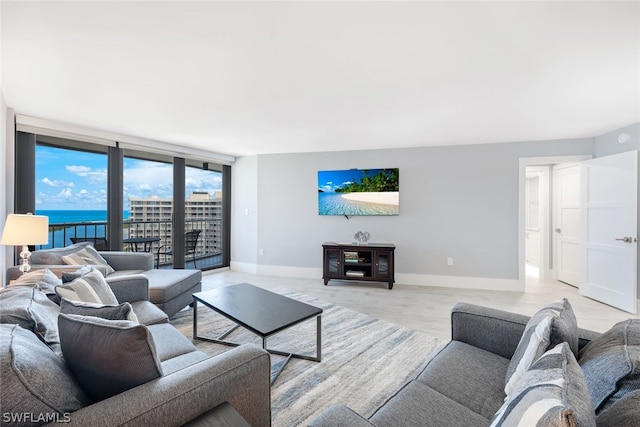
[128,191,223,263]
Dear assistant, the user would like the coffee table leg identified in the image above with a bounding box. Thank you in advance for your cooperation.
[317,314,322,362]
[193,298,198,339]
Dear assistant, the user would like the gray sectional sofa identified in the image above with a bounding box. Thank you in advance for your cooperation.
[6,242,201,317]
[0,267,271,426]
[311,302,640,427]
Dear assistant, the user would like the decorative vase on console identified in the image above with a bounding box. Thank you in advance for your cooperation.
[354,231,370,245]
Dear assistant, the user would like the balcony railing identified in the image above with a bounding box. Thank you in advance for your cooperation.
[38,218,224,270]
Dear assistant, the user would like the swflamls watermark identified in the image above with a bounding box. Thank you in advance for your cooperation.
[2,412,71,424]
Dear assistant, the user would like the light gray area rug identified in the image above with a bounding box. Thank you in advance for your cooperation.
[171,290,445,426]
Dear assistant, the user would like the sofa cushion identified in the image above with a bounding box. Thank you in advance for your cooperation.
[147,323,200,362]
[0,284,61,353]
[578,319,640,413]
[12,268,61,302]
[369,380,490,427]
[59,298,139,322]
[56,267,119,305]
[61,243,115,275]
[417,340,509,418]
[160,350,211,376]
[0,324,89,423]
[309,404,376,427]
[130,301,169,325]
[491,343,595,427]
[595,389,640,427]
[58,313,163,402]
[505,298,578,395]
[143,269,202,303]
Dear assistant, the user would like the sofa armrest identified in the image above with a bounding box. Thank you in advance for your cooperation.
[106,274,150,302]
[100,251,154,272]
[49,344,271,427]
[451,302,530,359]
[309,405,375,427]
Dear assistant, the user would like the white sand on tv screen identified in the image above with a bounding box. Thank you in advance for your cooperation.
[341,192,399,206]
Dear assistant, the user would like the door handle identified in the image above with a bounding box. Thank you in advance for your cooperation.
[555,228,561,233]
[615,237,636,243]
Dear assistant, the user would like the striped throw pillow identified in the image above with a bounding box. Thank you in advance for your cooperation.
[55,267,119,305]
[61,245,114,275]
[505,298,578,395]
[492,343,596,427]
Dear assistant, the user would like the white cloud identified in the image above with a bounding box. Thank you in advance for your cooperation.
[58,188,73,198]
[66,165,107,184]
[42,177,74,187]
[66,165,92,175]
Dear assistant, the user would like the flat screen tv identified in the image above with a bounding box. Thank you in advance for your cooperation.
[318,168,399,216]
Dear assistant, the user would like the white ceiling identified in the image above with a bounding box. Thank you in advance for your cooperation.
[2,1,639,157]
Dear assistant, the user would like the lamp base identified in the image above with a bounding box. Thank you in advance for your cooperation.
[19,245,32,274]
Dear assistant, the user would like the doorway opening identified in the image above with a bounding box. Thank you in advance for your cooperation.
[519,156,592,288]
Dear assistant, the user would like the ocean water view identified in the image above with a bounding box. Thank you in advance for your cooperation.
[35,210,130,249]
[37,210,130,224]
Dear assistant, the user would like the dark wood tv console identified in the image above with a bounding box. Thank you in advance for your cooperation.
[322,242,395,289]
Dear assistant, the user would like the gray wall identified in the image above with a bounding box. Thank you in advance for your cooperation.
[594,123,640,157]
[232,137,594,283]
[0,91,7,285]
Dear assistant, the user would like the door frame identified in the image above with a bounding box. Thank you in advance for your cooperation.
[518,155,592,288]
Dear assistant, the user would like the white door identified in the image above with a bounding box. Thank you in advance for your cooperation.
[554,164,581,286]
[580,151,638,314]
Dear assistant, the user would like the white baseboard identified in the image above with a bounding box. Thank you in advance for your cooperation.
[228,263,523,292]
[396,273,523,292]
[229,261,258,274]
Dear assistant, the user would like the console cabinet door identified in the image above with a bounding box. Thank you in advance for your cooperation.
[373,250,392,281]
[324,248,342,278]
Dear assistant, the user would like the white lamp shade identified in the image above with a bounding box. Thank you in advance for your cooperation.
[0,214,49,246]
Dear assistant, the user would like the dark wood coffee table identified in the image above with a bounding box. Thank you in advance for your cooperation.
[192,283,322,385]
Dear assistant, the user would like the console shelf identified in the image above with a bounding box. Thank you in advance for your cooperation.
[322,242,395,289]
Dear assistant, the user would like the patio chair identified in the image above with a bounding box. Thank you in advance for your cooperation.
[70,237,109,251]
[155,229,201,269]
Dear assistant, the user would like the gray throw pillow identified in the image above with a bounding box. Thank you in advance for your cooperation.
[0,285,61,354]
[11,268,62,303]
[31,242,95,265]
[595,389,640,427]
[0,324,89,423]
[59,298,139,323]
[505,298,578,395]
[55,267,119,305]
[578,319,640,413]
[491,343,596,427]
[61,243,115,275]
[61,265,93,283]
[58,313,163,402]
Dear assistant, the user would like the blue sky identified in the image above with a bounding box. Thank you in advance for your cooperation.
[318,169,391,193]
[36,145,222,210]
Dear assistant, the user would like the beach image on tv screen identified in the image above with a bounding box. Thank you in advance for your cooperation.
[318,168,399,215]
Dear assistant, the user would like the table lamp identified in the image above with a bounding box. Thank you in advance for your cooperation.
[1,213,49,274]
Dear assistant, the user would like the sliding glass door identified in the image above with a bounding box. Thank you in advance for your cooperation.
[17,131,231,271]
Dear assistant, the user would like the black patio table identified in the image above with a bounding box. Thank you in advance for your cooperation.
[123,236,161,252]
[192,283,323,385]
